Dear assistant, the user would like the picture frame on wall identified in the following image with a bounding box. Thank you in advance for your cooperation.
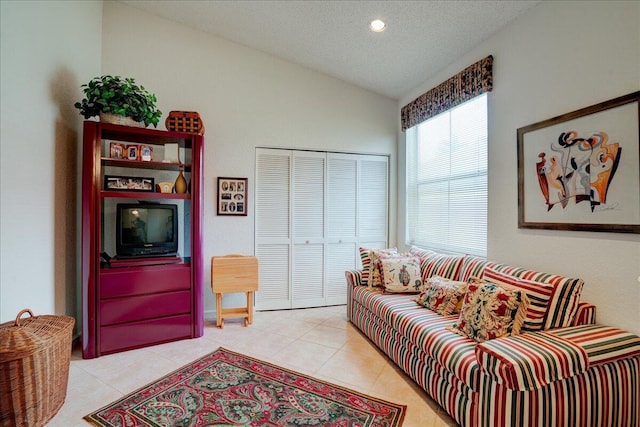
[104,175,155,192]
[217,177,247,216]
[517,91,640,233]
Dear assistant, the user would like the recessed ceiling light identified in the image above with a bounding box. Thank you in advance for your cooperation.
[369,19,386,33]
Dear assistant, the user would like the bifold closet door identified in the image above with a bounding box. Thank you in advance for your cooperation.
[359,157,389,252]
[326,154,358,305]
[291,151,326,308]
[255,148,388,310]
[255,149,292,310]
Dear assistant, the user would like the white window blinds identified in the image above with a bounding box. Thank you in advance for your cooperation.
[406,93,488,257]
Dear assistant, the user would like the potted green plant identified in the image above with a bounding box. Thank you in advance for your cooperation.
[74,75,162,128]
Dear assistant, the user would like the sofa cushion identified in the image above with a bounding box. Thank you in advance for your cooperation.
[483,266,554,332]
[414,276,467,315]
[351,286,480,391]
[458,255,489,282]
[379,254,423,293]
[483,263,584,329]
[409,246,465,281]
[475,330,589,391]
[449,279,529,343]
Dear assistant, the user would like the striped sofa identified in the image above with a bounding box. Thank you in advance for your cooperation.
[345,248,640,427]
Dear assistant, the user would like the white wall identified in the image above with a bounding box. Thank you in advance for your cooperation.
[398,1,640,335]
[0,1,102,325]
[101,1,398,316]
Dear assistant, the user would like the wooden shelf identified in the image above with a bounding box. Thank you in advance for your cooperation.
[98,122,195,146]
[101,191,190,199]
[102,158,191,172]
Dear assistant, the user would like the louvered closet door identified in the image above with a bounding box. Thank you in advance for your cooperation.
[359,156,389,251]
[255,149,292,310]
[256,149,389,310]
[291,151,326,308]
[326,154,358,305]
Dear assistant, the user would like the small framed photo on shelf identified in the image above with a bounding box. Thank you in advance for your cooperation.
[140,145,153,162]
[104,175,154,192]
[217,177,247,216]
[126,145,139,161]
[109,142,126,159]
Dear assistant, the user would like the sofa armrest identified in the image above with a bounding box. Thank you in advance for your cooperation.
[549,324,640,366]
[477,324,640,392]
[571,301,596,326]
[476,331,589,391]
[345,269,364,287]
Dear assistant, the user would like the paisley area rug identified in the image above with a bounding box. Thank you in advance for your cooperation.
[85,347,406,426]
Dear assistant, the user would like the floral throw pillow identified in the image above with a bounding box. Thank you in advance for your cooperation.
[367,248,398,288]
[482,266,554,332]
[414,276,468,316]
[448,278,529,343]
[378,255,423,293]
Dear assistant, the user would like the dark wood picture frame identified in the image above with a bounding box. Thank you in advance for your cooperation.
[104,175,155,192]
[217,177,248,216]
[517,91,640,233]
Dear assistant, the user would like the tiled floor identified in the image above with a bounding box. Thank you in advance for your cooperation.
[48,305,458,426]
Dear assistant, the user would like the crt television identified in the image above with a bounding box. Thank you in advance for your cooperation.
[116,203,178,258]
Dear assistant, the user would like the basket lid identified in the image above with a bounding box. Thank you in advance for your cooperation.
[0,309,75,363]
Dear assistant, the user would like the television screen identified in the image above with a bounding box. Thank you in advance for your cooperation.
[116,203,178,257]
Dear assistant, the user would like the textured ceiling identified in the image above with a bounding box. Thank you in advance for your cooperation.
[120,0,540,100]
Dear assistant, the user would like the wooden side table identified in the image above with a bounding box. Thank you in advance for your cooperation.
[210,255,259,328]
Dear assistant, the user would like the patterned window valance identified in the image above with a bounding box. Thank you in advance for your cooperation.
[401,55,493,131]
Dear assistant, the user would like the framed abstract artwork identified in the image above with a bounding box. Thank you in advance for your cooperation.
[517,91,639,233]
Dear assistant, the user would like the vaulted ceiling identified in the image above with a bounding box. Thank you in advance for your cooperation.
[121,0,540,99]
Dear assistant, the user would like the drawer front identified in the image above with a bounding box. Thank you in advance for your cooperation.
[100,264,190,298]
[100,314,192,355]
[100,290,191,326]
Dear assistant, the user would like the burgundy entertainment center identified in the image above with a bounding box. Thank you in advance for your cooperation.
[81,121,204,359]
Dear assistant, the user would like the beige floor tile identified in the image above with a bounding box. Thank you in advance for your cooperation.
[46,305,459,426]
[316,347,388,390]
[145,336,221,365]
[287,306,337,324]
[47,369,121,426]
[299,323,350,348]
[252,317,319,339]
[271,340,339,375]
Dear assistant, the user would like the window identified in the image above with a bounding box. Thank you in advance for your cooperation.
[406,93,487,257]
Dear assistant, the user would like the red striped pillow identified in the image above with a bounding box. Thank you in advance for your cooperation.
[359,247,397,288]
[483,267,554,332]
[358,247,372,286]
[484,264,584,329]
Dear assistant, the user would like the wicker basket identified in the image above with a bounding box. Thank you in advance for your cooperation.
[165,111,205,135]
[0,309,75,427]
[100,112,145,128]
